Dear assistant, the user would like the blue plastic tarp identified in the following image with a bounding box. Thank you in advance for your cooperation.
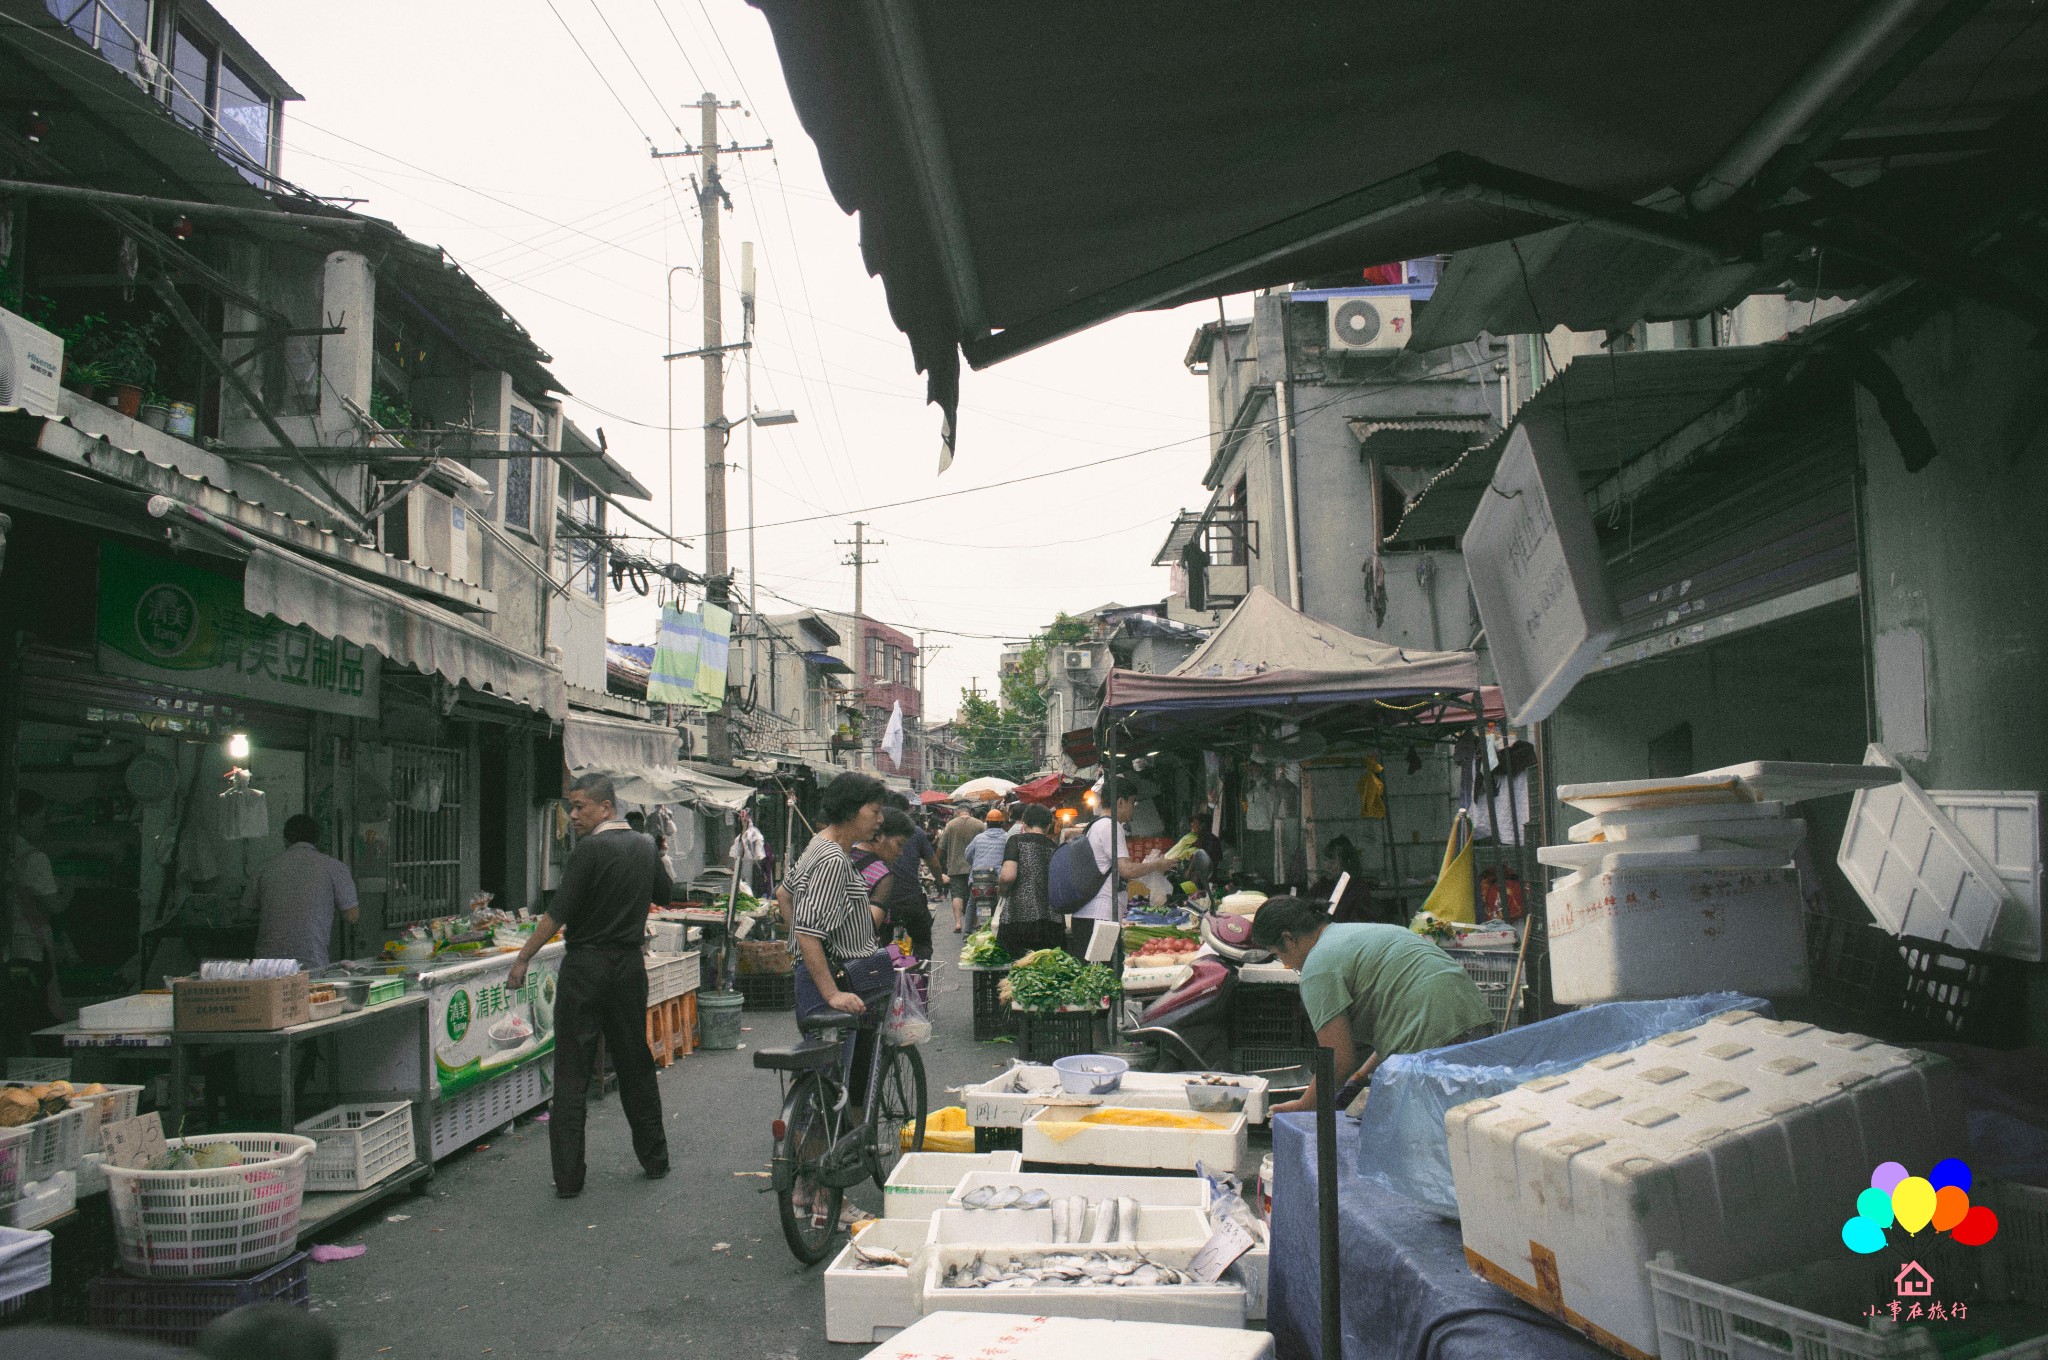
[1269,1113,1605,1360]
[1356,992,1771,1218]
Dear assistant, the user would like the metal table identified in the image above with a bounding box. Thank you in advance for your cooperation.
[165,995,436,1238]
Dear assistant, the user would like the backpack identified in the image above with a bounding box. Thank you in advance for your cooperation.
[1047,825,1112,914]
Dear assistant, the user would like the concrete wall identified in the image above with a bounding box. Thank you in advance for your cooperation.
[1858,297,2048,1036]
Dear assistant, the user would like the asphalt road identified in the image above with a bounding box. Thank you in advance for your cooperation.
[306,955,1016,1359]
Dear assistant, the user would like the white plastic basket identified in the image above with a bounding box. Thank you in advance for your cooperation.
[2,1082,144,1152]
[3,1059,69,1082]
[645,951,701,1004]
[0,1105,85,1186]
[294,1102,414,1192]
[104,1133,314,1280]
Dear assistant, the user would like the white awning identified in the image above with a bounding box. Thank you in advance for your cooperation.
[607,764,755,813]
[564,711,676,775]
[243,548,567,720]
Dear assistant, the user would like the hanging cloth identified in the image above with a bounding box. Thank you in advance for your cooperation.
[1357,757,1386,820]
[1418,808,1476,924]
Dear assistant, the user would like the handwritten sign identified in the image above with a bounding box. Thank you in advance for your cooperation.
[1187,1216,1258,1282]
[102,1111,168,1170]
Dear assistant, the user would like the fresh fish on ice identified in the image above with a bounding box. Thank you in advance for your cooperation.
[961,1185,996,1209]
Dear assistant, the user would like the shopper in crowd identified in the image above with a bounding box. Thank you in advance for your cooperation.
[879,793,940,959]
[997,804,1063,957]
[508,773,673,1198]
[965,806,1010,933]
[1189,807,1224,867]
[244,814,359,972]
[730,807,770,894]
[850,808,918,943]
[1069,780,1178,963]
[779,772,896,1232]
[935,802,983,933]
[1250,896,1492,1115]
[6,789,71,1023]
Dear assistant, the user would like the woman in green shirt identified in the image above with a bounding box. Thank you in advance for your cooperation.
[1250,897,1493,1114]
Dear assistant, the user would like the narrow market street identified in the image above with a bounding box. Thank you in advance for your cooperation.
[304,960,1006,1359]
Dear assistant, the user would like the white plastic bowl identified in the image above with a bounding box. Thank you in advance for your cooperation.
[1052,1053,1129,1095]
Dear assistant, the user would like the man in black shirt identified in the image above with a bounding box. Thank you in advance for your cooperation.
[509,773,673,1197]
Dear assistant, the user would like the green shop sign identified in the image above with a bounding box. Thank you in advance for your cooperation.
[446,989,471,1042]
[96,540,379,718]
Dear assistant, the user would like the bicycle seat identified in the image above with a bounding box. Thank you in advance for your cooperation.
[798,1011,862,1035]
[751,1039,843,1072]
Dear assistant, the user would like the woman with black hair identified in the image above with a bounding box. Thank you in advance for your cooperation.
[851,808,918,944]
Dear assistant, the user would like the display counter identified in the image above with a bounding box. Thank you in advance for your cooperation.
[404,942,564,1160]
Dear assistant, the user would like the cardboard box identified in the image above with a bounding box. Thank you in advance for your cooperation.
[173,973,311,1031]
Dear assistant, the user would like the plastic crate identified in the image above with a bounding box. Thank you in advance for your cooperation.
[88,1252,310,1347]
[970,968,1014,1041]
[1805,911,2022,1046]
[1443,946,1525,1030]
[429,1061,548,1161]
[7,1172,75,1229]
[294,1102,414,1192]
[645,950,701,1005]
[1649,1184,2048,1360]
[0,1106,85,1188]
[973,1126,1023,1154]
[4,1059,69,1082]
[3,1082,144,1153]
[365,976,407,1006]
[1014,1008,1100,1064]
[1228,985,1316,1050]
[737,971,796,1012]
[105,1134,313,1280]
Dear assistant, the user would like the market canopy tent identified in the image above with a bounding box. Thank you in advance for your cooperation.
[562,711,753,812]
[747,0,1912,458]
[1101,587,1481,742]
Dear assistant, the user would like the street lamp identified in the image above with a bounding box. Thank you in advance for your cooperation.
[737,403,797,698]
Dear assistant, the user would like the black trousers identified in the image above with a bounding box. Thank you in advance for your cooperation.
[549,945,668,1191]
[887,895,934,960]
[997,919,1066,960]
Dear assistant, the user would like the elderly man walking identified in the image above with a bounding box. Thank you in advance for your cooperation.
[509,774,673,1198]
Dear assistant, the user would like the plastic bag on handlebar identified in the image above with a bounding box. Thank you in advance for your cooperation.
[1358,991,1771,1219]
[882,962,932,1046]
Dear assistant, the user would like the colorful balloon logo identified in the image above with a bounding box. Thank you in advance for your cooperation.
[1842,1160,2000,1255]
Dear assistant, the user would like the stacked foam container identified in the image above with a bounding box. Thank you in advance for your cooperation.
[1542,762,1897,1004]
[1447,1009,1965,1359]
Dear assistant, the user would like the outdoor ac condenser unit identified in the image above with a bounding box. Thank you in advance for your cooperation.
[407,487,481,584]
[1327,295,1412,352]
[0,305,64,418]
[1064,649,1093,670]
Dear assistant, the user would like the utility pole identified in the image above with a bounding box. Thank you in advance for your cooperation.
[918,631,948,789]
[654,94,770,764]
[836,520,884,623]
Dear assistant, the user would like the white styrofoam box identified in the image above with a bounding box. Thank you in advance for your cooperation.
[7,1171,75,1230]
[948,1171,1211,1213]
[1928,788,2044,962]
[1224,1222,1269,1321]
[1539,835,1803,872]
[0,1225,53,1307]
[1237,962,1300,986]
[824,1218,929,1344]
[1446,1012,1966,1360]
[1840,745,2012,951]
[928,1205,1213,1251]
[922,1245,1246,1329]
[963,1067,1269,1128]
[1547,862,1809,1004]
[75,1152,107,1199]
[870,1311,1275,1360]
[884,1152,1023,1220]
[77,993,173,1032]
[1559,761,1899,813]
[646,918,691,953]
[1023,1107,1247,1172]
[1566,800,1791,843]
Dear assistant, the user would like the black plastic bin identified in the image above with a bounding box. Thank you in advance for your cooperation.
[1015,1007,1100,1063]
[88,1253,309,1348]
[971,968,1015,1041]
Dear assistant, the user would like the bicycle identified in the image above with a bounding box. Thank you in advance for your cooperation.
[751,967,929,1264]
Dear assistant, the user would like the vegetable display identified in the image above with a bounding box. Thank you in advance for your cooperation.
[1000,949,1121,1011]
[960,928,1011,968]
[1129,935,1201,965]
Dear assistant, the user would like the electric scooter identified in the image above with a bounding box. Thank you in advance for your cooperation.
[1123,904,1274,1071]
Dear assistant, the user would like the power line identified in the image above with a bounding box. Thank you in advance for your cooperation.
[541,0,660,147]
[585,0,687,138]
[647,0,709,95]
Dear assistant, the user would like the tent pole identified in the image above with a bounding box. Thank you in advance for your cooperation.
[1315,1042,1343,1360]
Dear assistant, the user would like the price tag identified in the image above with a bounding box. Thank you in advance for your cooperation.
[1085,919,1118,963]
[1186,1216,1258,1282]
[103,1111,168,1170]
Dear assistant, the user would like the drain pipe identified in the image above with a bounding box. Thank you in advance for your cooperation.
[1275,377,1306,611]
[1687,0,1921,212]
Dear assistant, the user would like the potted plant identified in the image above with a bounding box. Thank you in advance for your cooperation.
[100,314,165,419]
[140,391,173,432]
[60,358,111,402]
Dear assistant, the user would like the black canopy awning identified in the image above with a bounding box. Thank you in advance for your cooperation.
[748,0,1927,457]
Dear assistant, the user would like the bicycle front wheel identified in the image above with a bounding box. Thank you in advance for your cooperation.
[775,1072,844,1265]
[867,1043,928,1189]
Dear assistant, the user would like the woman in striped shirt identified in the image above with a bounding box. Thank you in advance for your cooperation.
[781,772,895,1039]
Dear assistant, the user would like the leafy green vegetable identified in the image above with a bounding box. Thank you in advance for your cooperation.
[1065,962,1121,1008]
[960,928,1011,968]
[1007,948,1083,1012]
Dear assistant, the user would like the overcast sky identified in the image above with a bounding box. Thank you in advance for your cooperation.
[223,0,1233,722]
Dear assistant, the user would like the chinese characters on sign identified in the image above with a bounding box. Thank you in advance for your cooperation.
[97,540,380,718]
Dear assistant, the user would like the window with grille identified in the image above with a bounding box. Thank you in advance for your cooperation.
[386,743,465,925]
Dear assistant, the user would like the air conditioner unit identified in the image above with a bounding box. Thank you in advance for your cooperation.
[1063,649,1093,670]
[1327,295,1412,352]
[0,305,65,418]
[405,487,482,584]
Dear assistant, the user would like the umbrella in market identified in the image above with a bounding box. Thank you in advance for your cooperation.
[950,776,1018,802]
[918,790,951,805]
